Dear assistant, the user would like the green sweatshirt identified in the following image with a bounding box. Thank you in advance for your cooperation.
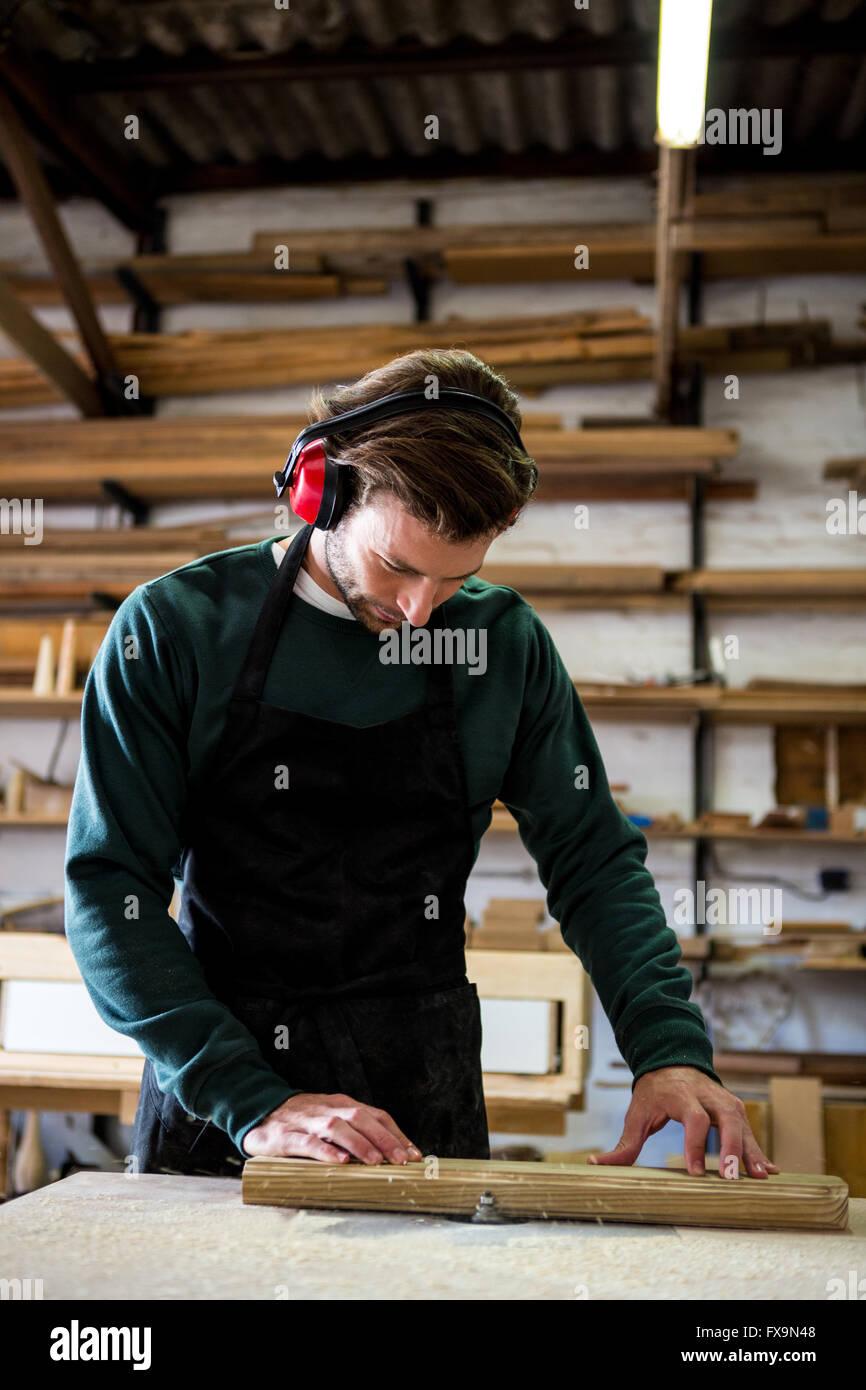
[64,534,721,1155]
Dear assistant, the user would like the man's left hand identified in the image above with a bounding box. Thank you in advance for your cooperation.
[587,1065,780,1179]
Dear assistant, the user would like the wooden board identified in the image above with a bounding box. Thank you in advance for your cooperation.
[825,1105,866,1199]
[770,1077,826,1177]
[241,1155,848,1232]
[675,569,866,597]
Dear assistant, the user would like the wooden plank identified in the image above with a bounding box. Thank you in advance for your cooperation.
[771,1077,826,1175]
[526,427,738,457]
[716,1053,866,1085]
[671,214,826,248]
[825,1104,866,1199]
[744,1099,771,1154]
[675,569,866,597]
[3,272,130,307]
[478,564,666,593]
[241,1155,849,1231]
[446,240,655,284]
[0,931,83,981]
[686,173,866,221]
[135,271,344,303]
[484,1100,567,1135]
[0,1084,137,1114]
[466,949,584,1001]
[0,1054,143,1085]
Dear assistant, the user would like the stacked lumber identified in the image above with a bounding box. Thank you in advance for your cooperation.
[0,414,743,506]
[0,249,388,307]
[251,181,866,283]
[469,898,549,951]
[0,307,646,404]
[714,925,866,970]
[2,310,860,408]
[0,617,107,672]
[0,522,249,606]
[682,173,866,233]
[25,619,88,695]
[4,175,863,311]
[445,225,866,285]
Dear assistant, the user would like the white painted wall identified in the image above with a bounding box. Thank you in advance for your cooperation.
[1,175,864,1169]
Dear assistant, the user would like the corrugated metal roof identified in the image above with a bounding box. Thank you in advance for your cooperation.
[17,0,864,59]
[5,0,865,182]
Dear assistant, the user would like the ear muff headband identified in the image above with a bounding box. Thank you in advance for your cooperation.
[273,388,535,530]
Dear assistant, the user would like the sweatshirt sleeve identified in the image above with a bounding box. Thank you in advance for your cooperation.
[497,606,721,1090]
[64,585,298,1154]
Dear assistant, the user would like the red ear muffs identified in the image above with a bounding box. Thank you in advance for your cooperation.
[288,439,344,529]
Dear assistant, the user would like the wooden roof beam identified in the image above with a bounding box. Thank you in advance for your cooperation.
[0,86,124,410]
[0,274,103,416]
[0,48,153,232]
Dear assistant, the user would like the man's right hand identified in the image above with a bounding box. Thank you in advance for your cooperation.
[241,1092,423,1165]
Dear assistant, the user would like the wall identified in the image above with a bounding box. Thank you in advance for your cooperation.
[0,175,864,1171]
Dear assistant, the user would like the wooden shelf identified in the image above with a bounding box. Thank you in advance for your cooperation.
[577,683,866,724]
[6,561,864,610]
[246,206,866,283]
[4,806,862,842]
[0,684,863,733]
[6,556,864,615]
[0,690,82,717]
[3,312,859,407]
[487,806,866,844]
[712,1051,866,1086]
[0,415,739,503]
[674,568,866,609]
[0,813,69,827]
[685,825,866,844]
[480,566,866,612]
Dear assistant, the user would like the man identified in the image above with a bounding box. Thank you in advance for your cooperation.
[65,348,777,1181]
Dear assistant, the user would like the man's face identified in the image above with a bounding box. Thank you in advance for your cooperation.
[322,494,497,633]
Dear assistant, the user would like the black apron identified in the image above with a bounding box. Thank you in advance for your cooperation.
[131,523,489,1176]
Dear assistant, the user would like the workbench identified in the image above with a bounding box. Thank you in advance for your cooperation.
[1,1171,863,1300]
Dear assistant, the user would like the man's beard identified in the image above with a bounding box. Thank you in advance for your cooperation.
[323,525,400,632]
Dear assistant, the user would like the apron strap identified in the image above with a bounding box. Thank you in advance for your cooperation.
[232,524,311,703]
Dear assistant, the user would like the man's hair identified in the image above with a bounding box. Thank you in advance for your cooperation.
[306,349,538,541]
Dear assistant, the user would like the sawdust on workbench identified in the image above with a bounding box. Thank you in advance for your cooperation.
[0,1189,861,1300]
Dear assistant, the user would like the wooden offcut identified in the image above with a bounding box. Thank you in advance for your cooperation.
[770,1077,826,1175]
[241,1155,849,1232]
